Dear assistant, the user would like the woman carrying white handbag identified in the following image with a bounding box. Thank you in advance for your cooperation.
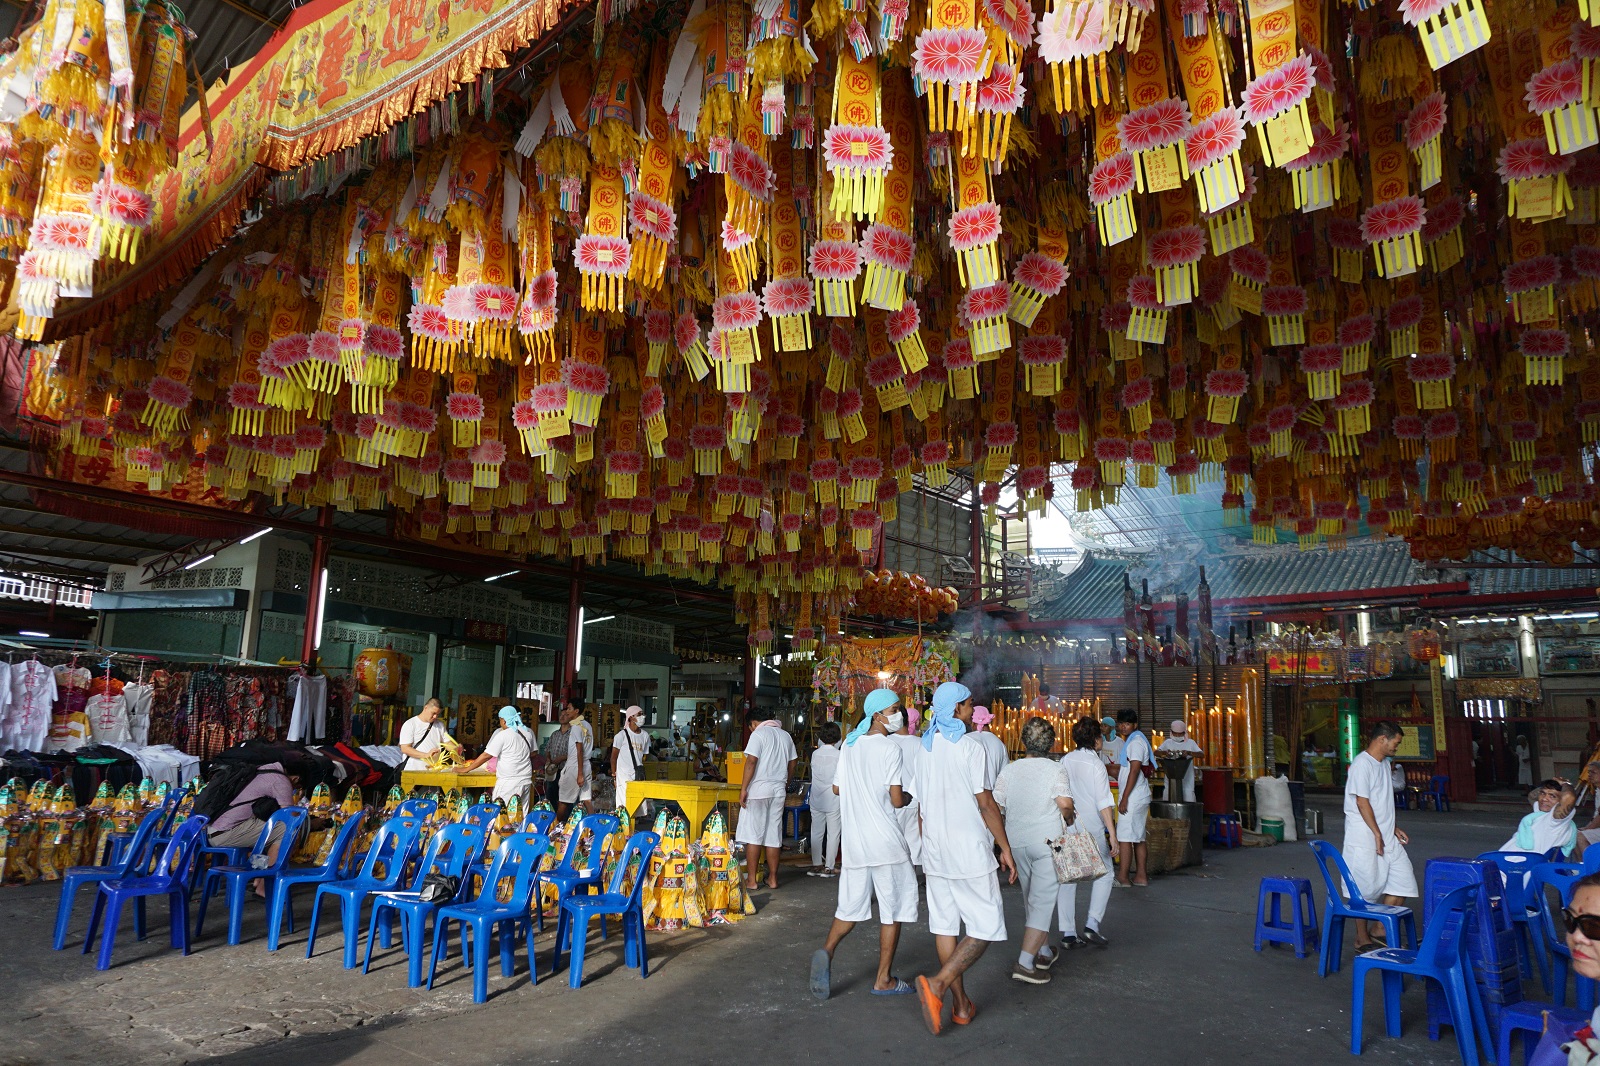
[992,717,1077,986]
[1057,716,1119,951]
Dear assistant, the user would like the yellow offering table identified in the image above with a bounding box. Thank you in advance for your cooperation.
[400,770,499,795]
[626,780,741,833]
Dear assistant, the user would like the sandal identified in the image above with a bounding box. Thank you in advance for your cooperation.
[871,978,915,996]
[915,975,944,1036]
[953,1002,979,1026]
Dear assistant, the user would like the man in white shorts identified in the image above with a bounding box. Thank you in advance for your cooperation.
[913,681,1017,1036]
[1343,720,1418,951]
[810,688,916,1000]
[558,702,594,817]
[735,708,797,890]
[1113,710,1153,887]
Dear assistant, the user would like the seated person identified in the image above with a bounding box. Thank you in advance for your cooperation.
[1500,778,1579,859]
[1390,759,1410,801]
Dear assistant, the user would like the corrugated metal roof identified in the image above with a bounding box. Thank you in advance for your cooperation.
[1466,548,1600,597]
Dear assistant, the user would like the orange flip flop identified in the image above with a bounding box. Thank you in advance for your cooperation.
[953,1002,978,1026]
[915,975,944,1036]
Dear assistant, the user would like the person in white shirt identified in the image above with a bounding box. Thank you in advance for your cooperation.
[1058,716,1117,949]
[454,706,535,810]
[734,709,798,891]
[1100,716,1123,767]
[810,688,917,1000]
[891,706,924,866]
[609,706,650,820]
[1516,736,1533,787]
[559,703,594,817]
[992,717,1075,985]
[967,705,1010,789]
[1113,710,1153,888]
[1501,778,1579,858]
[913,681,1017,1037]
[1156,719,1204,802]
[398,699,448,772]
[807,722,844,877]
[1342,720,1418,951]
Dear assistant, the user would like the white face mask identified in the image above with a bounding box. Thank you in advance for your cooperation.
[882,711,905,733]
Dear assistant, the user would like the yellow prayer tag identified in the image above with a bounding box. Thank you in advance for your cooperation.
[1515,176,1554,219]
[780,316,807,349]
[725,331,756,363]
[1231,278,1264,314]
[1142,145,1182,192]
[1265,110,1311,164]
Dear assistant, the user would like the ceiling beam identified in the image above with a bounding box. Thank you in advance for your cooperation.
[0,521,164,554]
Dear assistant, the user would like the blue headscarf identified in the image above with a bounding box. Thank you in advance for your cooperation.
[923,681,971,750]
[848,689,901,745]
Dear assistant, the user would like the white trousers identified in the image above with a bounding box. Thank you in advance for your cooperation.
[1057,828,1115,935]
[810,807,841,868]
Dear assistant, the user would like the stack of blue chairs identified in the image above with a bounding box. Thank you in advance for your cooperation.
[1422,857,1522,1049]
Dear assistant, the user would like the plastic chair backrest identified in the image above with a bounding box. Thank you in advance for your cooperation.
[156,791,185,834]
[116,807,166,875]
[1309,840,1374,911]
[1533,862,1586,909]
[253,807,311,871]
[1582,848,1600,876]
[1419,884,1477,971]
[462,802,501,830]
[321,810,368,877]
[605,831,660,907]
[1432,776,1450,791]
[558,813,620,877]
[796,784,810,807]
[1478,851,1542,912]
[152,815,210,889]
[395,798,438,820]
[406,822,488,891]
[357,817,424,885]
[475,832,550,907]
[522,809,556,836]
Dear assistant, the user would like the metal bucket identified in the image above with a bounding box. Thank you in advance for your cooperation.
[1303,808,1322,836]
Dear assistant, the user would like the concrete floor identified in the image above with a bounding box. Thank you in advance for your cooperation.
[1,802,1519,1066]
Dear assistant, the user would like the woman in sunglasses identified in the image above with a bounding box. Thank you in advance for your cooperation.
[1540,878,1600,1064]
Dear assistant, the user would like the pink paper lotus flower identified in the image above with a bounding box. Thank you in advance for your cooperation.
[810,456,841,482]
[976,65,1025,114]
[307,331,340,364]
[887,301,921,343]
[1127,275,1161,309]
[762,276,815,316]
[1265,404,1297,433]
[228,383,266,410]
[912,28,988,83]
[721,221,756,252]
[674,313,701,352]
[562,359,611,398]
[1526,60,1585,114]
[645,310,673,344]
[948,203,1002,249]
[365,324,403,360]
[472,283,517,322]
[471,440,508,466]
[1572,244,1600,279]
[1199,269,1229,306]
[982,0,1034,46]
[1088,153,1137,205]
[629,192,677,242]
[922,439,951,464]
[837,388,865,418]
[1122,376,1155,409]
[1387,295,1423,329]
[943,338,976,369]
[1360,196,1426,243]
[1185,108,1246,170]
[691,424,727,451]
[1070,464,1097,490]
[962,281,1011,320]
[146,376,191,409]
[866,354,904,388]
[1338,314,1376,346]
[446,392,485,421]
[1420,197,1465,242]
[573,234,630,276]
[1013,252,1069,294]
[1100,302,1132,331]
[1036,1,1106,62]
[640,383,666,420]
[830,321,855,358]
[442,285,474,322]
[512,400,539,429]
[1171,453,1202,478]
[1498,137,1572,181]
[1397,0,1448,27]
[777,412,805,438]
[1242,54,1314,124]
[1407,353,1455,383]
[985,421,1019,449]
[728,141,775,201]
[1327,217,1364,251]
[1503,254,1562,293]
[824,125,894,171]
[1404,93,1447,150]
[1119,98,1192,151]
[528,270,558,308]
[1147,225,1206,268]
[1094,436,1130,462]
[713,291,763,330]
[1054,407,1082,434]
[442,458,473,484]
[1230,245,1271,283]
[861,224,914,270]
[809,239,863,280]
[1299,344,1341,373]
[1018,335,1067,365]
[405,404,438,434]
[1261,285,1308,316]
[1286,120,1350,169]
[1331,377,1376,410]
[1520,327,1571,356]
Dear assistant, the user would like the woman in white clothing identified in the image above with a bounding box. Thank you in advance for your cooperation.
[454,706,536,810]
[1058,716,1117,949]
[807,723,843,876]
[992,717,1075,985]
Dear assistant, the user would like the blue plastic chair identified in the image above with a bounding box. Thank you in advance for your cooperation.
[306,816,425,968]
[428,832,550,1003]
[53,808,165,951]
[102,792,177,868]
[81,815,211,971]
[1308,840,1417,977]
[266,810,368,951]
[783,784,810,843]
[461,802,501,830]
[523,809,556,836]
[394,798,438,820]
[541,813,620,931]
[1420,776,1452,812]
[1351,885,1491,1066]
[193,807,311,946]
[149,792,194,852]
[362,823,488,987]
[1495,999,1590,1066]
[1254,875,1320,958]
[1479,851,1555,989]
[551,830,659,988]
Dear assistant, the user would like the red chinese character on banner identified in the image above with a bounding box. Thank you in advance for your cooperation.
[383,0,431,67]
[317,16,354,107]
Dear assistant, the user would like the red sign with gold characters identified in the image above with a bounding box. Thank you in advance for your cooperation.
[1265,650,1337,675]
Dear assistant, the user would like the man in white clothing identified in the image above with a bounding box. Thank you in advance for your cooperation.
[735,708,798,890]
[810,689,916,999]
[1156,719,1204,802]
[914,681,1017,1037]
[454,706,535,810]
[1114,710,1153,887]
[398,699,448,772]
[1343,720,1418,951]
[891,706,924,866]
[559,704,594,817]
[609,706,650,821]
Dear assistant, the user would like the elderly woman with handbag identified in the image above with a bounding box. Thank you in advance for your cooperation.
[1057,716,1118,950]
[992,717,1077,986]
